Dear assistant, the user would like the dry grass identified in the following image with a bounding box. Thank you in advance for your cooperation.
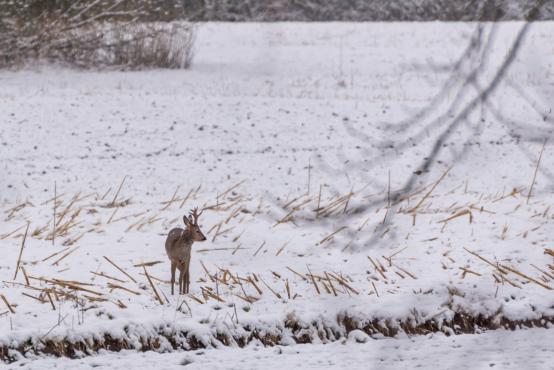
[0,295,15,314]
[527,138,547,203]
[13,222,29,280]
[2,171,554,365]
[6,176,550,310]
[1,1,197,71]
[143,266,164,304]
[103,256,137,283]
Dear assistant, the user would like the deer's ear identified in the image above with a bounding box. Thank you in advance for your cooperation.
[183,215,192,226]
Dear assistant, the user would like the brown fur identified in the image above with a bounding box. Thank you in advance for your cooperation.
[164,208,206,294]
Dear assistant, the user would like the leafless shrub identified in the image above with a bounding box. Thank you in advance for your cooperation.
[107,23,196,70]
[46,22,196,70]
[0,1,196,70]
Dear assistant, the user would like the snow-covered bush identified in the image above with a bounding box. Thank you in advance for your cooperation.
[0,1,196,70]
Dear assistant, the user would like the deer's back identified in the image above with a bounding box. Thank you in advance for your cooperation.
[165,227,192,263]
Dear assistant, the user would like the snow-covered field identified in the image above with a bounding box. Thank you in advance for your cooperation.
[1,22,554,367]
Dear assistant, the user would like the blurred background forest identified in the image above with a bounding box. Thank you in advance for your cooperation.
[2,0,554,22]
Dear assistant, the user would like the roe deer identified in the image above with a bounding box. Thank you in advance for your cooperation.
[165,207,206,294]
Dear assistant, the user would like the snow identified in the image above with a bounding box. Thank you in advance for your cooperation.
[1,22,554,364]
[8,328,554,370]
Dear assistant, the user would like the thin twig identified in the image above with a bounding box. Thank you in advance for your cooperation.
[53,181,56,245]
[0,295,15,314]
[13,222,30,280]
[143,266,164,304]
[110,175,127,206]
[527,138,547,203]
[103,256,137,283]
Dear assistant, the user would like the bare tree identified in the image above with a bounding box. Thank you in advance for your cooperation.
[275,0,551,250]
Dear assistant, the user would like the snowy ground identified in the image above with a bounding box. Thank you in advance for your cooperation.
[8,328,554,370]
[1,22,554,367]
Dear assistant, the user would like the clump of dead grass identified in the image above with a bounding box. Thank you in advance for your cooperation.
[1,3,196,71]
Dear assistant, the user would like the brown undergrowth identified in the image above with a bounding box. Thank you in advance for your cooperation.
[1,310,552,363]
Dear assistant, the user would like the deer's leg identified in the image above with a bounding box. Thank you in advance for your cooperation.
[185,269,190,294]
[179,266,185,294]
[182,266,189,294]
[170,262,177,295]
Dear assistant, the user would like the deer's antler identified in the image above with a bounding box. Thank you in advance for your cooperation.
[189,207,204,225]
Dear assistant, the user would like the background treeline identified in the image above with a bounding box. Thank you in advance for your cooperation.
[2,0,553,22]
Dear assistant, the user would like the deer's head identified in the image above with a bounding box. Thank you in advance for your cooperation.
[183,207,207,242]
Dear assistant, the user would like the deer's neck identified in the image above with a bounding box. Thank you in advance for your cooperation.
[179,229,194,248]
